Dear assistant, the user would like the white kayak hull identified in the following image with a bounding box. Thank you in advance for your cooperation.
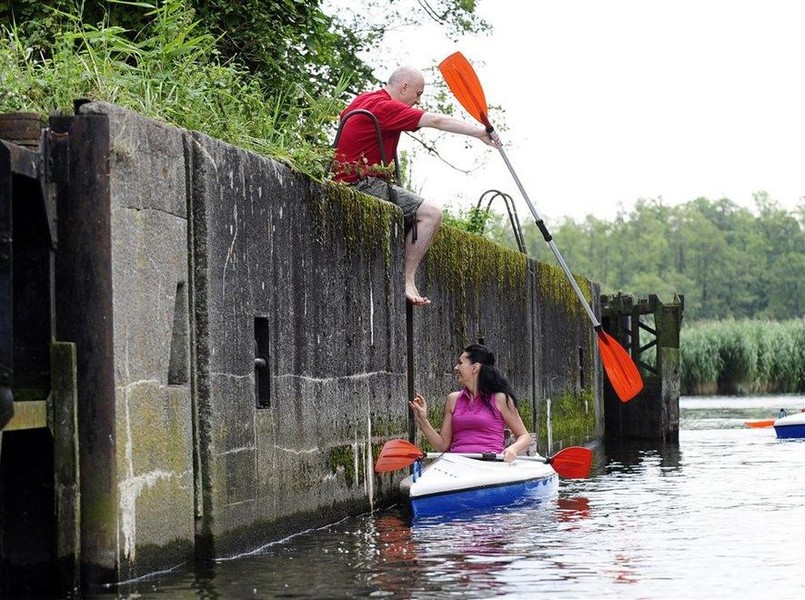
[400,454,558,519]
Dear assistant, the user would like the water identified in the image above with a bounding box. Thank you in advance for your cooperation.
[105,396,805,599]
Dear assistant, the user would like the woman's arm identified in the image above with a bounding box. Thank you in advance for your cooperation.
[495,393,531,462]
[409,392,456,452]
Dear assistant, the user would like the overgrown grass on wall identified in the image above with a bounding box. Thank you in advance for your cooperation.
[0,0,342,179]
[680,319,805,395]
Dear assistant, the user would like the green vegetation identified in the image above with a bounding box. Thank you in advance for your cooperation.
[680,319,805,395]
[328,444,363,488]
[442,205,493,235]
[482,194,804,321]
[0,0,489,179]
[536,389,596,449]
[0,0,349,178]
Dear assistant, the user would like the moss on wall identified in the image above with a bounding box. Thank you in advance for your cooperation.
[423,226,529,342]
[517,398,534,430]
[427,227,529,301]
[320,183,399,269]
[535,261,593,320]
[536,388,596,448]
[328,444,365,489]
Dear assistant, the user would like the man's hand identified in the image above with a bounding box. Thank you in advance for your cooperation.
[480,129,501,148]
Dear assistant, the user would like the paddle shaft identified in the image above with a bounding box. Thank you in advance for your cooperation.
[436,50,642,402]
[495,142,601,329]
[424,451,548,464]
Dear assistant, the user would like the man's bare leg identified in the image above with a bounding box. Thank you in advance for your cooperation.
[405,201,442,305]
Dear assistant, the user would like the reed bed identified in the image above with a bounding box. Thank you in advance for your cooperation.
[680,319,805,395]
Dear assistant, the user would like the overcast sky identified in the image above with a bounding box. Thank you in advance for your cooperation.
[332,0,805,223]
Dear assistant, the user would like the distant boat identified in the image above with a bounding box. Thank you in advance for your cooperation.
[744,419,775,428]
[774,411,805,439]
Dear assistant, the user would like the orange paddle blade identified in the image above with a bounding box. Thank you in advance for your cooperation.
[549,446,593,479]
[597,330,643,402]
[438,52,492,129]
[374,439,424,473]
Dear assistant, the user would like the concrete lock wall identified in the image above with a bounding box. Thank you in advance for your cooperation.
[189,130,407,556]
[411,235,603,453]
[60,102,197,580]
[58,102,602,581]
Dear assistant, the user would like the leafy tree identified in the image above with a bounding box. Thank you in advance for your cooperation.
[473,194,804,322]
[1,0,490,160]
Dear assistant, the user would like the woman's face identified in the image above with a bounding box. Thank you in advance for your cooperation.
[454,352,477,386]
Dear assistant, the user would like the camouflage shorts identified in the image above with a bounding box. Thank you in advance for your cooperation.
[351,177,422,231]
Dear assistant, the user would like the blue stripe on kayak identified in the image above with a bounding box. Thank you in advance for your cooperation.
[410,474,558,519]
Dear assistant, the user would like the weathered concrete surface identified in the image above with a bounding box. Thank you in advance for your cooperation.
[76,102,195,578]
[35,101,607,585]
[413,228,536,421]
[414,231,603,454]
[190,132,407,555]
[532,262,603,450]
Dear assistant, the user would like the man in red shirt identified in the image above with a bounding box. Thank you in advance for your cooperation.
[333,66,497,306]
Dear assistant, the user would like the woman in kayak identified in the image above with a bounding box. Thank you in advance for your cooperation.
[409,343,532,462]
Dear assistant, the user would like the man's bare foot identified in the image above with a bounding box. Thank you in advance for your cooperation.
[406,288,431,306]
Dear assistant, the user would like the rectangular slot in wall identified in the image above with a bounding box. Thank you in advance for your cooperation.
[254,316,270,408]
[168,282,189,385]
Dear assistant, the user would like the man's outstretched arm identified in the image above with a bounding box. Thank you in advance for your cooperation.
[417,112,498,146]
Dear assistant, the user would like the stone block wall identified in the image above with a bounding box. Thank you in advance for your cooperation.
[49,102,603,583]
[189,131,407,556]
[413,229,603,453]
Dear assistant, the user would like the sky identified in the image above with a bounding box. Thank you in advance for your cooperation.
[330,0,805,223]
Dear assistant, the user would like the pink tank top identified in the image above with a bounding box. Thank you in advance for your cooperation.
[450,388,505,453]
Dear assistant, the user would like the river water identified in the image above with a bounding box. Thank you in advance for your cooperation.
[105,396,805,599]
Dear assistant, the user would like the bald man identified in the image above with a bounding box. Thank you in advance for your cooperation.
[333,66,497,306]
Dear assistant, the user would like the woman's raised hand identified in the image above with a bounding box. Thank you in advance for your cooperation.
[408,393,428,423]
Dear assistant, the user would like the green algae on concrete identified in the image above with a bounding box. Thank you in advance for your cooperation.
[320,183,399,266]
[517,398,534,433]
[426,227,529,301]
[535,261,595,320]
[328,444,366,489]
[536,388,596,449]
[424,226,530,343]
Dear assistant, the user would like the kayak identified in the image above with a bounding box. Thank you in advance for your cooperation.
[774,411,805,439]
[399,453,558,519]
[744,419,775,428]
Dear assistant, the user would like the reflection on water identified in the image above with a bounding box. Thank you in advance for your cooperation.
[99,396,805,600]
[603,437,682,472]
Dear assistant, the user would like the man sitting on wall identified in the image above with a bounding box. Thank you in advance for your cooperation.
[332,65,497,306]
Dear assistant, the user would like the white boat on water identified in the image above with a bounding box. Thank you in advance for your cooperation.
[399,453,559,519]
[374,439,592,519]
[774,410,805,439]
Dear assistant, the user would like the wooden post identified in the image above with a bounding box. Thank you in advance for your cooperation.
[602,293,683,441]
[50,341,80,596]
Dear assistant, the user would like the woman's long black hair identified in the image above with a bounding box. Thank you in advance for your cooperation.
[464,344,519,407]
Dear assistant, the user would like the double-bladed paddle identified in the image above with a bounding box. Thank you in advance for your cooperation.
[375,439,593,479]
[438,51,643,403]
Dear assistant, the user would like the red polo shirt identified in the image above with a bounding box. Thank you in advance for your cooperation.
[332,89,425,183]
